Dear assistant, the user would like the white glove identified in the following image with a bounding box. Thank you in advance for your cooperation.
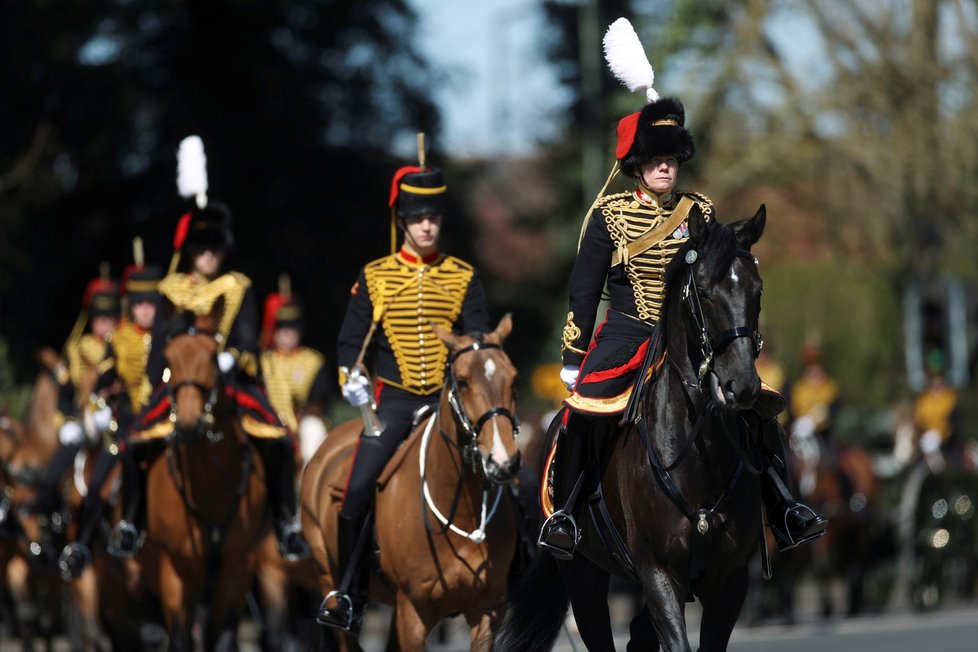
[93,405,113,432]
[791,415,816,440]
[58,420,84,446]
[342,375,371,407]
[217,351,236,373]
[920,429,943,455]
[560,365,580,391]
[298,415,327,465]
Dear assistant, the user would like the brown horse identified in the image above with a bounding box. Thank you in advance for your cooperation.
[137,304,267,650]
[788,432,880,618]
[301,315,522,651]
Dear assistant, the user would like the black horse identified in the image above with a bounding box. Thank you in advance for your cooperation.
[496,206,770,652]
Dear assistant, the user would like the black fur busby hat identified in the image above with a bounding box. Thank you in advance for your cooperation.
[618,97,695,176]
[123,264,163,305]
[169,136,235,273]
[389,167,448,219]
[604,18,696,177]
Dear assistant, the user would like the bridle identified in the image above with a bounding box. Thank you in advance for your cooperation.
[420,338,520,543]
[444,340,521,470]
[165,326,222,443]
[681,248,763,384]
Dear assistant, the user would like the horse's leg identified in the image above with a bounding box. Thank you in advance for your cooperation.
[557,556,615,652]
[390,594,431,652]
[697,564,749,652]
[638,565,692,652]
[465,605,503,652]
[626,606,660,652]
[158,555,193,652]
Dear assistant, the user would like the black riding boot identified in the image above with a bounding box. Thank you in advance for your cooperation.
[108,443,156,557]
[253,438,311,561]
[538,413,591,559]
[58,448,117,580]
[759,417,828,551]
[34,441,82,515]
[316,511,371,634]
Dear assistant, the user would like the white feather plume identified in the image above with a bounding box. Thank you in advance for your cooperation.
[177,135,208,208]
[603,17,658,104]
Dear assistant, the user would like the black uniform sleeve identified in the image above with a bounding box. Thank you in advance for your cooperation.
[94,342,118,395]
[226,285,259,361]
[306,363,334,414]
[457,269,491,334]
[336,269,373,373]
[562,210,613,366]
[145,300,172,386]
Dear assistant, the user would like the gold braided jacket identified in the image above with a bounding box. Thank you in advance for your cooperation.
[601,189,713,324]
[110,321,154,411]
[365,254,474,395]
[260,347,325,431]
[158,272,250,348]
[66,332,110,395]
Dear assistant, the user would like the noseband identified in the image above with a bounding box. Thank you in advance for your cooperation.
[165,327,222,442]
[444,341,521,469]
[682,249,763,383]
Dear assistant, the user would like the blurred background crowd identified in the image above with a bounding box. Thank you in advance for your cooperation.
[2,0,978,640]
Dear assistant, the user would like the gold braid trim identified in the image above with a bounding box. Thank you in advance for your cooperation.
[261,347,325,431]
[241,414,287,439]
[158,272,250,348]
[561,312,585,355]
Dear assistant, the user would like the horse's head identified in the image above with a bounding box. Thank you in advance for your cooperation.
[163,301,222,440]
[433,314,522,485]
[678,204,766,411]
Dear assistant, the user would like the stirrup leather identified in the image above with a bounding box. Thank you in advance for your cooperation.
[317,590,358,631]
[537,510,580,560]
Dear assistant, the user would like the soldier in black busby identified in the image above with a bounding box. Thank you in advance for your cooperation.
[108,136,311,562]
[538,18,826,559]
[29,270,120,562]
[316,139,490,633]
[58,256,163,579]
[260,276,333,466]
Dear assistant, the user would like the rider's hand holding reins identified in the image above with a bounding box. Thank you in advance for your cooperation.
[217,351,236,374]
[560,365,580,391]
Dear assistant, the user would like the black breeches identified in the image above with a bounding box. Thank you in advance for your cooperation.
[339,387,438,521]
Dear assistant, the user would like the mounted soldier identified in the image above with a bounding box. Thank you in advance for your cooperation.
[260,275,333,467]
[57,247,163,579]
[31,269,120,536]
[108,136,311,562]
[537,20,826,558]
[316,138,491,632]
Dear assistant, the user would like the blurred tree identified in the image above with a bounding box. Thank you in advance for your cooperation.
[0,0,441,383]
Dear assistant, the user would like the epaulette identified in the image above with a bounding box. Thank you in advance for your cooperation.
[438,255,474,273]
[595,190,635,210]
[680,191,714,221]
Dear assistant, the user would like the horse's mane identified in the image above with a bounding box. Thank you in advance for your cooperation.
[165,311,199,340]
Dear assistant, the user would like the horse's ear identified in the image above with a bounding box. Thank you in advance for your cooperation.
[432,322,461,352]
[687,206,707,244]
[484,313,513,345]
[736,204,766,251]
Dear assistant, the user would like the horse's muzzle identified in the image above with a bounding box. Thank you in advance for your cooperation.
[708,372,760,411]
[485,451,521,485]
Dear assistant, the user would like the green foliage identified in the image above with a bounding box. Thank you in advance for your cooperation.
[762,259,904,411]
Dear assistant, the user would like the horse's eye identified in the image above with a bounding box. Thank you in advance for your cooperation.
[457,379,469,390]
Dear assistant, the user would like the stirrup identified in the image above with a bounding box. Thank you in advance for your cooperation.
[277,520,312,562]
[107,520,143,558]
[316,590,361,633]
[771,504,828,552]
[58,542,91,582]
[537,510,579,560]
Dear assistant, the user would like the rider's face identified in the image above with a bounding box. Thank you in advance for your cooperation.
[402,213,442,252]
[130,300,156,330]
[193,249,224,277]
[273,326,300,352]
[640,156,679,195]
[90,315,118,339]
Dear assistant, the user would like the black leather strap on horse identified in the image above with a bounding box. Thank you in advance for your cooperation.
[610,195,696,267]
[587,481,639,582]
